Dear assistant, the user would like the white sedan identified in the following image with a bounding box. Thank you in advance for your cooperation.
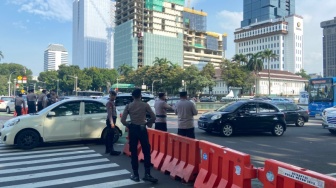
[322,106,336,134]
[0,98,125,149]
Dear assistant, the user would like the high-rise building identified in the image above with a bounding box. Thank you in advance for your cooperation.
[114,0,185,69]
[44,44,68,71]
[321,17,336,77]
[235,0,303,74]
[241,0,295,27]
[73,0,115,69]
[183,8,226,69]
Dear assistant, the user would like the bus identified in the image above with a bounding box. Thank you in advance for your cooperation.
[308,77,336,117]
[74,91,104,99]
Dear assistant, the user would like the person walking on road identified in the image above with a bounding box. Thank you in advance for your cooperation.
[154,92,173,131]
[37,89,47,111]
[15,93,26,116]
[105,90,121,156]
[27,89,37,113]
[121,88,158,183]
[175,91,198,139]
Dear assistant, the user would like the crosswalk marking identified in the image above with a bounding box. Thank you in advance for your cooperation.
[0,153,101,168]
[0,163,119,183]
[0,146,89,156]
[0,150,95,162]
[0,158,108,175]
[1,170,131,188]
[76,179,144,188]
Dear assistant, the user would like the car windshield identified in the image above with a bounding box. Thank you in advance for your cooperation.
[1,97,13,101]
[216,101,242,112]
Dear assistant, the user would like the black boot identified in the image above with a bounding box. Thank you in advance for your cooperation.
[142,174,158,183]
[110,150,121,156]
[130,174,140,182]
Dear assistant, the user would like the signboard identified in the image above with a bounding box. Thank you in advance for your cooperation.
[22,76,27,83]
[17,76,23,83]
[16,84,19,88]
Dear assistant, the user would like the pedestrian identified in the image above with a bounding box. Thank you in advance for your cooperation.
[27,89,37,113]
[175,91,198,139]
[47,90,57,107]
[105,89,121,156]
[121,88,158,183]
[37,89,47,111]
[15,93,26,116]
[154,92,173,131]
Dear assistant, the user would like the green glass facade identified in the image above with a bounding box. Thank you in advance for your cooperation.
[114,20,139,69]
[143,33,184,66]
[145,0,185,12]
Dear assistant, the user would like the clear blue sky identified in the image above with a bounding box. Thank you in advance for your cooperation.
[0,0,334,76]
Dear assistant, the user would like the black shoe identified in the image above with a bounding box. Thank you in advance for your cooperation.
[130,174,140,182]
[142,174,158,183]
[105,149,111,154]
[110,151,121,156]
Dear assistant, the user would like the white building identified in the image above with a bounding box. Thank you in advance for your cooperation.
[234,15,304,74]
[73,0,115,69]
[44,44,68,71]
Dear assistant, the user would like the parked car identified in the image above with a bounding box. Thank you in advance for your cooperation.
[322,106,336,134]
[0,96,14,113]
[166,97,180,113]
[271,102,309,127]
[198,100,286,137]
[200,97,216,102]
[0,98,125,149]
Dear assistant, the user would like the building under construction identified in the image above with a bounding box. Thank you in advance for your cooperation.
[114,0,185,69]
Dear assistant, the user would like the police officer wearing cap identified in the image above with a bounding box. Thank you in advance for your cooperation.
[15,93,26,116]
[105,90,121,156]
[121,88,158,183]
[37,89,47,111]
[154,92,173,131]
[27,89,37,113]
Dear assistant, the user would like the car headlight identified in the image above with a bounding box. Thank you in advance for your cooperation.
[211,114,222,120]
[323,111,327,116]
[6,119,20,127]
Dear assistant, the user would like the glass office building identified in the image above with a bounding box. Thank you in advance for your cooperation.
[241,0,295,27]
[321,17,336,77]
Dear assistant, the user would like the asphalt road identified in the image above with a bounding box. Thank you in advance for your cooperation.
[0,111,335,187]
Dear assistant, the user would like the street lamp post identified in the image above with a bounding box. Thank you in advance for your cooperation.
[68,75,78,96]
[116,77,124,92]
[13,79,17,96]
[152,79,162,95]
[8,71,16,96]
[182,80,186,92]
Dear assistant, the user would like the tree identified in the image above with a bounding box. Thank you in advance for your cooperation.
[295,69,311,80]
[246,52,263,95]
[0,51,4,62]
[153,57,172,66]
[117,64,134,77]
[232,53,248,65]
[221,59,249,89]
[200,63,216,95]
[262,49,278,95]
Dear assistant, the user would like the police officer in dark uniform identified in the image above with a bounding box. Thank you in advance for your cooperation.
[27,89,37,113]
[121,88,157,183]
[37,89,47,111]
[15,93,26,116]
[105,90,121,156]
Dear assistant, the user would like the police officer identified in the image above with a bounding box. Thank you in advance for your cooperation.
[105,90,121,156]
[121,88,158,183]
[154,92,173,131]
[15,93,26,116]
[27,89,37,113]
[37,89,47,111]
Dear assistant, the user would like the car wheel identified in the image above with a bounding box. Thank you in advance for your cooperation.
[16,130,40,150]
[295,117,305,127]
[6,107,10,114]
[272,124,284,136]
[221,123,233,137]
[329,129,336,135]
[112,127,120,143]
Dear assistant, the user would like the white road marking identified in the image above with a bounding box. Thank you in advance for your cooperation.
[0,146,89,156]
[76,179,144,188]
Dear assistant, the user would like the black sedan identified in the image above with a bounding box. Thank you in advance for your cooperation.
[271,102,309,127]
[198,101,287,137]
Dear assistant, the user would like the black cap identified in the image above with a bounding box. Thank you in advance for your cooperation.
[180,91,187,97]
[158,92,165,98]
[132,88,142,98]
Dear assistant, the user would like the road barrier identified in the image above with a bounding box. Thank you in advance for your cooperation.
[258,159,336,188]
[147,129,168,170]
[194,140,257,188]
[13,107,28,116]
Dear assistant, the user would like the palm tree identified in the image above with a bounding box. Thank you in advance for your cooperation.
[117,64,133,77]
[262,49,279,95]
[153,57,171,66]
[0,51,4,62]
[232,53,248,65]
[246,52,263,95]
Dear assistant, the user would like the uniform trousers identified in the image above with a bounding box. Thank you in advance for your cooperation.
[154,122,167,131]
[177,127,195,139]
[129,124,151,175]
[28,101,36,113]
[105,117,117,152]
[15,106,22,116]
[37,101,43,111]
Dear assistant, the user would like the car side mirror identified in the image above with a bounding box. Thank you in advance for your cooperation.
[47,111,56,117]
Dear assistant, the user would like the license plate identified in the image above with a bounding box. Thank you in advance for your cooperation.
[199,123,204,127]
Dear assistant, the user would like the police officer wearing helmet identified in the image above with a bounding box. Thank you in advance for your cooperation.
[105,89,121,156]
[121,88,158,183]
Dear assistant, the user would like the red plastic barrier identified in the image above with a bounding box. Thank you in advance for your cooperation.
[13,107,28,116]
[194,140,257,188]
[258,159,336,188]
[146,129,168,170]
[160,133,200,183]
[122,132,143,160]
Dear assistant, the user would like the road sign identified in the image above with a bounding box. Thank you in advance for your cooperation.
[21,89,25,94]
[17,76,23,83]
[16,84,19,88]
[23,76,27,83]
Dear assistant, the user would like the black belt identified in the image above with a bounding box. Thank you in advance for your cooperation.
[156,115,167,118]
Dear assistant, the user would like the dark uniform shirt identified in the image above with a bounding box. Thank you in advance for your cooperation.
[15,96,26,108]
[121,99,156,126]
